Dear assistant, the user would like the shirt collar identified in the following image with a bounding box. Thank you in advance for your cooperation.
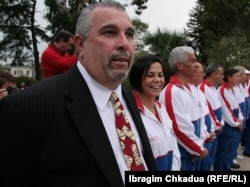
[203,80,212,87]
[169,76,184,88]
[132,90,162,113]
[77,62,122,110]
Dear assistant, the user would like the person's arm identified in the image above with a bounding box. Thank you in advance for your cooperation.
[160,85,206,157]
[171,136,181,170]
[0,88,8,99]
[42,49,77,73]
[219,87,242,128]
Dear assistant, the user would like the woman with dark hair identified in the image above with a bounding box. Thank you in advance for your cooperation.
[129,54,181,170]
[215,67,244,171]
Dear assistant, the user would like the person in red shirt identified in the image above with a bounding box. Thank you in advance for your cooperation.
[41,30,78,78]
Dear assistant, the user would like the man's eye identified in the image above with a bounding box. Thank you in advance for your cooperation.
[126,32,134,39]
[104,30,116,37]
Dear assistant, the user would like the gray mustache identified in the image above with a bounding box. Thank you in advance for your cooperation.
[110,53,130,62]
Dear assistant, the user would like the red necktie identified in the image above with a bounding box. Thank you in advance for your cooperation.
[110,92,146,171]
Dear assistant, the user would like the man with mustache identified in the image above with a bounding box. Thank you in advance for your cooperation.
[0,1,156,186]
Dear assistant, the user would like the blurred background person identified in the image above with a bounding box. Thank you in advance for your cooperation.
[242,69,250,157]
[0,72,18,99]
[20,82,26,90]
[129,54,181,171]
[41,29,78,79]
[192,62,216,171]
[199,63,224,170]
[215,67,244,171]
[231,65,249,168]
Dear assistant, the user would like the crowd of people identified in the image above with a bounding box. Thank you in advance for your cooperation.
[0,0,250,186]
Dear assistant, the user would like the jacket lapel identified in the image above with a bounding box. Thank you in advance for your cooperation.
[64,66,124,186]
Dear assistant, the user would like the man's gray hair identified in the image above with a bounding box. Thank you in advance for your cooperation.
[75,0,126,38]
[168,46,194,73]
[234,65,246,74]
[205,63,222,78]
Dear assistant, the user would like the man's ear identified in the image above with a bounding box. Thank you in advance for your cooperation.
[176,61,184,70]
[74,34,85,51]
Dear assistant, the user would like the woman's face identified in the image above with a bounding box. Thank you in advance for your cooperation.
[141,62,165,98]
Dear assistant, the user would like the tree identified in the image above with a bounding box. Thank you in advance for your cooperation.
[207,28,250,68]
[186,0,250,67]
[142,28,187,82]
[132,17,149,57]
[44,0,85,37]
[44,0,149,41]
[0,0,49,80]
[143,28,186,63]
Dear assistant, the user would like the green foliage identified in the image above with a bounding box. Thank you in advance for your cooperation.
[134,28,187,84]
[0,65,4,73]
[0,0,47,81]
[44,0,149,37]
[186,0,250,68]
[0,1,32,63]
[143,28,187,64]
[44,0,80,36]
[130,0,148,15]
[132,18,149,55]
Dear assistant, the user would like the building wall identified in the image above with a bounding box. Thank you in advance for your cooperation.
[1,60,35,79]
[10,67,35,78]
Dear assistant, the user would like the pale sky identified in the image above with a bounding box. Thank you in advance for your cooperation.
[126,0,197,32]
[36,0,197,55]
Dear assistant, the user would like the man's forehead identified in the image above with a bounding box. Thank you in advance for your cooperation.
[91,7,131,24]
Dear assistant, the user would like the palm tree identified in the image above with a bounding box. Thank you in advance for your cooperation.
[142,28,187,83]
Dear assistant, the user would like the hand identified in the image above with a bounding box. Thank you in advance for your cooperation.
[238,118,243,125]
[191,147,209,160]
[217,126,223,133]
[236,119,243,131]
[0,88,8,99]
[216,122,223,133]
[199,147,209,159]
[207,132,216,142]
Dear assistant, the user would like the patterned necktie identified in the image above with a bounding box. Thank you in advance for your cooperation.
[109,92,145,171]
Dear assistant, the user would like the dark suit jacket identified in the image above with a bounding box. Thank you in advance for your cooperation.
[0,65,157,187]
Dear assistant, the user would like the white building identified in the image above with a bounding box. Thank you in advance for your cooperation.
[10,66,35,78]
[0,60,35,79]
